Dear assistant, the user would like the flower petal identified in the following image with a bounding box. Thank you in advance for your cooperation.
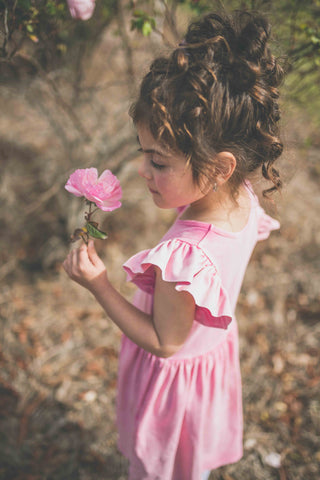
[65,168,122,212]
[95,199,122,212]
[85,169,122,210]
[65,168,98,198]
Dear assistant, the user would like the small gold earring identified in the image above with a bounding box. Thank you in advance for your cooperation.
[213,182,217,192]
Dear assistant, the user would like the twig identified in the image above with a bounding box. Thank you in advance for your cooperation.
[27,89,73,152]
[152,26,175,47]
[0,257,17,281]
[18,393,46,446]
[117,0,137,97]
[49,76,91,142]
[24,174,67,216]
[161,0,180,43]
[18,52,91,142]
[1,0,20,59]
[1,6,9,57]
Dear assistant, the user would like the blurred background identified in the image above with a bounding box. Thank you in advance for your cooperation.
[0,1,319,479]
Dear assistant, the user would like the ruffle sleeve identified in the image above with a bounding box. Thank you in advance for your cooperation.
[123,239,233,329]
[257,205,280,241]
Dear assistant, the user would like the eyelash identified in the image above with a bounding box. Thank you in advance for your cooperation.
[137,148,165,170]
[151,159,165,170]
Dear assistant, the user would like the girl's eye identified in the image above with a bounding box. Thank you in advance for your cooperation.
[137,148,166,170]
[151,159,165,170]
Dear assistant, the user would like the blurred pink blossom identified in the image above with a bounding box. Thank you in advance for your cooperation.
[67,0,96,21]
[65,168,122,212]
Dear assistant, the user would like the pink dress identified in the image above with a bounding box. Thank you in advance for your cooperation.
[117,186,280,480]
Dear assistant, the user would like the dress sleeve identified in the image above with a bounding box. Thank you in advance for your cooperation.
[256,205,280,241]
[123,239,233,330]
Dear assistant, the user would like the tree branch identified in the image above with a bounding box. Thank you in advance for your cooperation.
[1,6,9,57]
[18,52,91,142]
[117,0,137,97]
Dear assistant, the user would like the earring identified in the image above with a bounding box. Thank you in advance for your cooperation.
[213,182,217,192]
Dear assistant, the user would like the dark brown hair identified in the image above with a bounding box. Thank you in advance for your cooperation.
[130,10,284,198]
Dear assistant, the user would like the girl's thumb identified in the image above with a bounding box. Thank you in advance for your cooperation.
[87,240,106,274]
[88,239,100,264]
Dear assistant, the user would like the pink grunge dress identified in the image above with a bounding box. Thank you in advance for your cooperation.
[117,186,279,480]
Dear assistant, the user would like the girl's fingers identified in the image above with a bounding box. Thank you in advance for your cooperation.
[63,246,82,273]
[78,243,91,265]
[87,240,100,265]
[63,240,105,280]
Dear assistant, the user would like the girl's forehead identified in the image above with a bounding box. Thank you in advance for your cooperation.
[137,124,189,168]
[137,125,172,156]
[137,124,158,144]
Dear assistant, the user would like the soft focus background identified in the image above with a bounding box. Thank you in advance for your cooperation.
[0,1,319,479]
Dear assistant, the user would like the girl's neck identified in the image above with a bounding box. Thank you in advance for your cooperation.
[180,184,251,233]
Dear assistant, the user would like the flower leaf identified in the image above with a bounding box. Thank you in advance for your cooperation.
[86,222,108,240]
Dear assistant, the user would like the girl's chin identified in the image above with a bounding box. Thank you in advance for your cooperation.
[152,198,178,210]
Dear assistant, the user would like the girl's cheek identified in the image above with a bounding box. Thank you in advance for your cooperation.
[156,176,169,191]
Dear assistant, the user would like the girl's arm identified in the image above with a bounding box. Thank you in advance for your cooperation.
[63,241,195,358]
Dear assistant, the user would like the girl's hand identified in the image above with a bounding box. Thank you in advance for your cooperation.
[63,240,108,292]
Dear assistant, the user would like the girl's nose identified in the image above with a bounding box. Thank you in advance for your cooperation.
[138,159,152,180]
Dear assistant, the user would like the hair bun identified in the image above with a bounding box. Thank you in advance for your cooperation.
[182,11,279,95]
[237,13,270,62]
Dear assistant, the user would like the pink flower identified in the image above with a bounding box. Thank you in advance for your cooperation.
[65,168,122,212]
[65,168,97,197]
[67,0,96,21]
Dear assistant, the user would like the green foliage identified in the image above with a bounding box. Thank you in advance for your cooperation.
[0,0,118,68]
[0,0,67,56]
[130,9,156,36]
[180,0,210,16]
[271,0,320,122]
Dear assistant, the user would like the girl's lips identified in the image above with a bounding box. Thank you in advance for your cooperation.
[148,187,159,194]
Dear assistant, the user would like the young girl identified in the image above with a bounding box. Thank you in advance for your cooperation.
[63,10,283,480]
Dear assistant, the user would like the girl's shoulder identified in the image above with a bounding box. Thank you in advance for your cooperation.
[169,183,280,245]
[123,235,233,330]
[161,218,212,247]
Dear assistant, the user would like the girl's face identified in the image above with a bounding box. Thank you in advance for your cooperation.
[137,125,207,209]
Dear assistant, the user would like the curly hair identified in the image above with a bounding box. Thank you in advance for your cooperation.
[130,10,284,198]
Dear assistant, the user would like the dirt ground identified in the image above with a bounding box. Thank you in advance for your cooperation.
[0,20,320,480]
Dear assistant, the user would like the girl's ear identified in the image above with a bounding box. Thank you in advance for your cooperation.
[215,151,237,186]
